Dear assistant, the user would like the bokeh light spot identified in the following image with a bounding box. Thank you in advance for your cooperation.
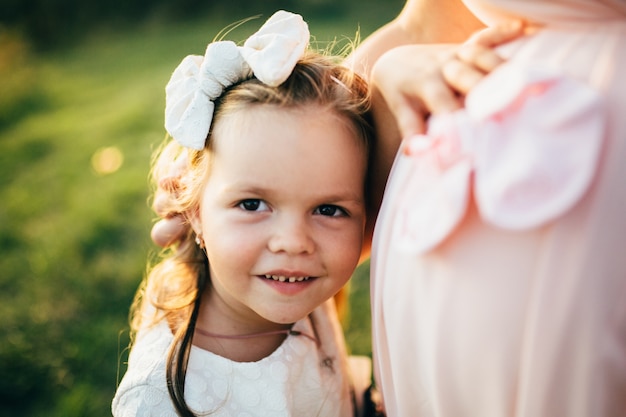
[91,146,124,175]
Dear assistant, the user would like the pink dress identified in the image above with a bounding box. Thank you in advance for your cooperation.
[370,1,626,416]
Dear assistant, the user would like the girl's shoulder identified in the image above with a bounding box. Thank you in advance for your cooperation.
[111,320,174,416]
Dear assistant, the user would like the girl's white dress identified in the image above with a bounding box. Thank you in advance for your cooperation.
[371,1,626,416]
[112,300,356,417]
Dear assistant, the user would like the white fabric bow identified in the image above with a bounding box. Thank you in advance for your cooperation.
[164,10,309,150]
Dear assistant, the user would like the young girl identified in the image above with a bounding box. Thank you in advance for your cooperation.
[112,11,375,417]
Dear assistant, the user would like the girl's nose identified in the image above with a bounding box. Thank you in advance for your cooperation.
[267,216,315,255]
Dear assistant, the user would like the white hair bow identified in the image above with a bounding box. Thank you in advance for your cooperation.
[164,10,310,150]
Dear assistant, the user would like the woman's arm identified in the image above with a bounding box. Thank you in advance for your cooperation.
[354,0,485,259]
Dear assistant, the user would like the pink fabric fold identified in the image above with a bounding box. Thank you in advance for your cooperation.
[462,0,626,27]
[394,63,605,253]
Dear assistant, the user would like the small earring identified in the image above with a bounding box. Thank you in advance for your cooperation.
[195,233,205,249]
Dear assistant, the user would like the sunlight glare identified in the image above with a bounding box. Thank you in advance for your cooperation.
[91,146,124,175]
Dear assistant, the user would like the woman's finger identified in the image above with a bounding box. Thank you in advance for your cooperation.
[443,21,524,95]
[456,43,505,74]
[151,215,187,248]
[467,20,524,47]
[393,100,428,138]
[417,74,463,116]
[153,189,176,218]
[442,56,489,94]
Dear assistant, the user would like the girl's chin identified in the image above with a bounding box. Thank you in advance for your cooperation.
[257,306,316,325]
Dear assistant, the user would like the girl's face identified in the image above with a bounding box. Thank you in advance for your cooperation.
[190,104,368,329]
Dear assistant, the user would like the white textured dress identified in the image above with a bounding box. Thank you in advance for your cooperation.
[112,301,355,417]
[371,1,626,416]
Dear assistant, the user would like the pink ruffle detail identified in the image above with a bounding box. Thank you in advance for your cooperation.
[393,63,606,253]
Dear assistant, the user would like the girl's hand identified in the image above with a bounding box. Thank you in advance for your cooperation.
[370,20,524,139]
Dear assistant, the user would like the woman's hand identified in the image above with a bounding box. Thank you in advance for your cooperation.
[370,21,524,138]
[363,21,525,238]
[150,150,188,247]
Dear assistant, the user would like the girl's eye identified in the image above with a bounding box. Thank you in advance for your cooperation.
[238,199,268,212]
[315,205,347,217]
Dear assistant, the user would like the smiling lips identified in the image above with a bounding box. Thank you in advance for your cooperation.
[263,274,313,283]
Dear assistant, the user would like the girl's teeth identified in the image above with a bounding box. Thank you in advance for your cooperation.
[265,275,310,282]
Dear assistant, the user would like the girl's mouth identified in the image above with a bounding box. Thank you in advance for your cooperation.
[263,274,312,283]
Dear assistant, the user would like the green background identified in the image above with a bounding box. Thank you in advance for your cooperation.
[0,1,402,415]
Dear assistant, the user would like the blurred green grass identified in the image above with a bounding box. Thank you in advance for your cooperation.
[0,7,398,416]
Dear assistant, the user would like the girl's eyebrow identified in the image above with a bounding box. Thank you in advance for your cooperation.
[221,183,271,196]
[224,183,364,204]
[317,192,365,205]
